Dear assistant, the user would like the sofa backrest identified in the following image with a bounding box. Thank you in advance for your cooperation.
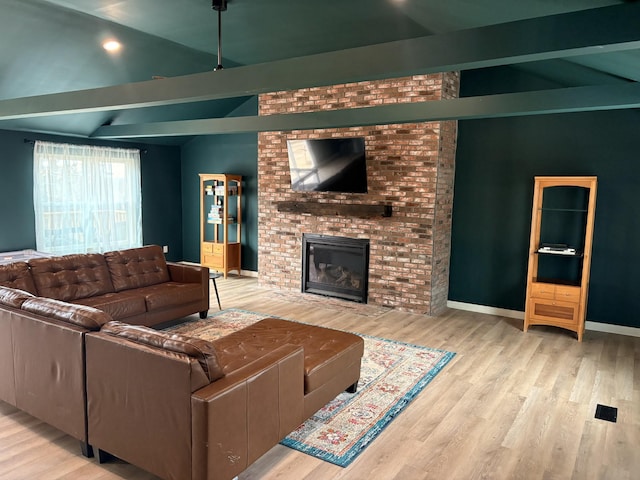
[0,285,35,309]
[28,253,115,301]
[104,245,170,292]
[100,321,224,383]
[0,262,38,294]
[21,297,112,330]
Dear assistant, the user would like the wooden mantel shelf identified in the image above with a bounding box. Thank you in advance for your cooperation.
[276,201,392,218]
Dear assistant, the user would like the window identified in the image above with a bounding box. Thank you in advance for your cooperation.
[33,141,142,255]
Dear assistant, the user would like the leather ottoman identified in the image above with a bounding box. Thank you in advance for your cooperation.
[210,318,365,417]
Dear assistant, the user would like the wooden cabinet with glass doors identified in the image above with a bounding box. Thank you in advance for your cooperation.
[199,173,242,278]
[524,176,597,342]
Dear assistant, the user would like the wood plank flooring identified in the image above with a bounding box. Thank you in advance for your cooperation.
[1,276,638,479]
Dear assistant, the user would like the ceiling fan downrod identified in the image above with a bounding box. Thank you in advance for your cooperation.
[212,0,227,71]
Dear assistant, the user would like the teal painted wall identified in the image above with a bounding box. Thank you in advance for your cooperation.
[449,67,640,328]
[180,97,259,271]
[180,132,259,270]
[0,129,183,260]
[0,131,36,251]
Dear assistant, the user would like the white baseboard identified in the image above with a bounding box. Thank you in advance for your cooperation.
[446,300,640,338]
[446,301,524,320]
[583,321,640,338]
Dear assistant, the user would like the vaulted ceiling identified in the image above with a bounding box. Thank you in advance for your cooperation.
[1,0,639,144]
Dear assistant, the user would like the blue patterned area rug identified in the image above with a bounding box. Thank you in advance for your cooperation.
[169,308,456,468]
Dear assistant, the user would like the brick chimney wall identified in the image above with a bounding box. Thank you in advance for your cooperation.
[257,73,460,314]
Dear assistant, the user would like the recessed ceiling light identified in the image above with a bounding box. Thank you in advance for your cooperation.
[102,40,122,52]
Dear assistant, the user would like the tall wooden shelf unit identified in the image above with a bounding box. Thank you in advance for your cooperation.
[524,176,597,342]
[199,173,242,278]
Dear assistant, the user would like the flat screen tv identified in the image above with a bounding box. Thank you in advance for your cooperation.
[286,137,367,193]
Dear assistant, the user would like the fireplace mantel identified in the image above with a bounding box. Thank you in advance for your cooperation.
[276,201,392,218]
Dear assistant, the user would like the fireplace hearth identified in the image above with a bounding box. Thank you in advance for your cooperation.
[302,234,370,303]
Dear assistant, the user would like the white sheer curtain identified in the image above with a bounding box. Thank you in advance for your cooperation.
[33,141,142,255]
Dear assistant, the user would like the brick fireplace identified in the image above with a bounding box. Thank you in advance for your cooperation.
[257,73,460,314]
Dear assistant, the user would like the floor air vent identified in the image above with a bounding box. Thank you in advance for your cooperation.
[594,404,617,423]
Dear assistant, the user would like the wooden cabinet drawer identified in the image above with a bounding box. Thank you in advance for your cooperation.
[202,242,224,255]
[531,283,555,300]
[203,254,223,268]
[555,285,581,303]
[530,298,579,328]
[531,282,580,303]
[202,242,225,254]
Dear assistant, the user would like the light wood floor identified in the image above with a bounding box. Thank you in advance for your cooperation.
[1,276,638,479]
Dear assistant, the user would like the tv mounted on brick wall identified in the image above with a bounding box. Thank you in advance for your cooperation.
[286,137,368,193]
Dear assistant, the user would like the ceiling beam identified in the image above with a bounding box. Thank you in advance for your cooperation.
[2,4,640,122]
[91,82,640,138]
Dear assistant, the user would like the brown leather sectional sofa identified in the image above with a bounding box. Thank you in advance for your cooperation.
[86,317,364,480]
[7,244,211,326]
[0,286,111,457]
[0,245,365,480]
[0,245,210,456]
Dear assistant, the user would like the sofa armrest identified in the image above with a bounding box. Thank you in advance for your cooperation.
[167,262,209,314]
[167,262,209,285]
[191,344,305,480]
[167,262,209,318]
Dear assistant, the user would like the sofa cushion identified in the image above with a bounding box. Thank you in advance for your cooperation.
[210,318,364,393]
[104,245,170,292]
[132,283,203,311]
[100,321,224,382]
[0,285,35,308]
[21,297,111,330]
[28,254,115,301]
[0,262,38,294]
[72,291,147,321]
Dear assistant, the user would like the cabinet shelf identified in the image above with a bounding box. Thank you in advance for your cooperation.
[533,277,581,287]
[539,208,588,213]
[524,176,597,342]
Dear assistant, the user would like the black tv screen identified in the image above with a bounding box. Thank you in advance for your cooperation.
[286,137,368,193]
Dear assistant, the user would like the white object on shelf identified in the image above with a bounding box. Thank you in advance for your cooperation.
[538,246,576,255]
